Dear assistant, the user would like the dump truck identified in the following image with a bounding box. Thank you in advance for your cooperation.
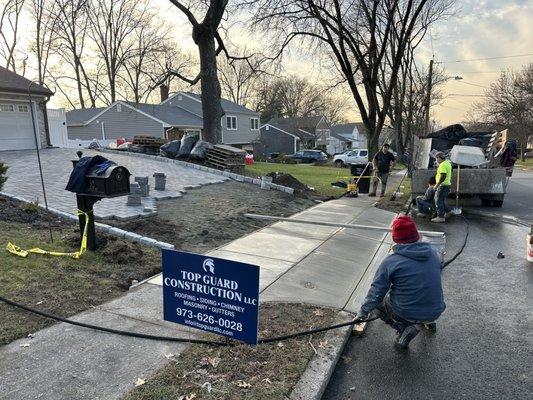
[411,125,509,207]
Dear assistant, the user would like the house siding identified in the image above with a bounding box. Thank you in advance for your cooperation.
[254,125,297,156]
[67,103,165,140]
[222,112,260,145]
[162,94,203,116]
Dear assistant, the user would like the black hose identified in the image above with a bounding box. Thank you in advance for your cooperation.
[442,214,469,268]
[0,294,378,346]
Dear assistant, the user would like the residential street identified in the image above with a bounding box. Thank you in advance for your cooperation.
[323,171,533,400]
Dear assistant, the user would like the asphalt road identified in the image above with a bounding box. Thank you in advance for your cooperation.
[323,172,533,400]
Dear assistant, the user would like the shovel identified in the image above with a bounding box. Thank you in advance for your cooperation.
[451,164,462,215]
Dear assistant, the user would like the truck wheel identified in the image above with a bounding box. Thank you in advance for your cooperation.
[481,198,492,207]
[492,200,504,207]
[334,160,344,168]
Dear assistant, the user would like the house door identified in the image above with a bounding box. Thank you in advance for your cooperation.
[48,108,68,147]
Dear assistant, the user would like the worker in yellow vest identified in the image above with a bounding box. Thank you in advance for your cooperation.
[432,152,452,223]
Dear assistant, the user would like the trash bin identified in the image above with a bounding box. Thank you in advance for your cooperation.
[350,164,372,194]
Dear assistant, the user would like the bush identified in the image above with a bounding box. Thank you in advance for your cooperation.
[20,200,39,213]
[0,162,7,191]
[278,154,297,164]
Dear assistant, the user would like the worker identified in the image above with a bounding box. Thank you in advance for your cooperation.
[355,216,446,349]
[369,143,396,197]
[432,152,452,223]
[415,176,437,218]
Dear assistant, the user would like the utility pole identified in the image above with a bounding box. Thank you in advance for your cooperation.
[424,59,434,135]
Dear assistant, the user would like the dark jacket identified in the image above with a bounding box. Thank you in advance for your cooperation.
[360,241,446,322]
[423,185,436,201]
[65,155,115,193]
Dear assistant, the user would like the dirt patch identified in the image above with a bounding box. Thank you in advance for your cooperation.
[123,303,337,400]
[266,172,310,196]
[112,181,316,254]
[0,196,161,345]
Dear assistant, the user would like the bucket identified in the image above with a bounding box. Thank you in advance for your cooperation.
[421,233,446,263]
[526,233,533,263]
[347,183,357,192]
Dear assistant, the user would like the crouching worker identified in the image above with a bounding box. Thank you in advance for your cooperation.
[415,176,437,218]
[355,216,446,349]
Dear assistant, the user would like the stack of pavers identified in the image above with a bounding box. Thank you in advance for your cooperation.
[133,135,168,154]
[205,144,246,173]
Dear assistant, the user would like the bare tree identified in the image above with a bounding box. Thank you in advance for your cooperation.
[0,0,26,73]
[29,0,60,84]
[88,0,148,103]
[472,63,533,160]
[250,0,454,158]
[218,52,264,108]
[52,0,96,108]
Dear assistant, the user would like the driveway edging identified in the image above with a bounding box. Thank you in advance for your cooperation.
[97,148,296,195]
[0,191,175,251]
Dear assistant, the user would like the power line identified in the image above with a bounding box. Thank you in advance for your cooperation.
[446,93,489,97]
[456,81,490,89]
[437,53,533,64]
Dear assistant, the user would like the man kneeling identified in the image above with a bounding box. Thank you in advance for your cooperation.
[357,216,446,349]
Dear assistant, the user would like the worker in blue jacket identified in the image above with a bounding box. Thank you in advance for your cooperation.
[356,215,446,349]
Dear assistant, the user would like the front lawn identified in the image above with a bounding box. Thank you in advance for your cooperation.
[0,197,161,345]
[246,162,350,197]
[517,158,533,170]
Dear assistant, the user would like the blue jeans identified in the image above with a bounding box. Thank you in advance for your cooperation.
[435,185,450,217]
[416,196,435,214]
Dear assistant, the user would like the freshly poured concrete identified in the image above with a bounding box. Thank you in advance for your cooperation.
[0,195,396,400]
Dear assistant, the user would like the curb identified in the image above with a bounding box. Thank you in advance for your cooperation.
[289,311,354,400]
[0,192,175,251]
[97,148,295,195]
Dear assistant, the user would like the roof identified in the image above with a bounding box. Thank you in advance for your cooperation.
[66,107,106,125]
[260,123,300,140]
[331,123,357,136]
[330,132,352,142]
[167,91,258,115]
[66,101,204,128]
[0,66,53,96]
[354,122,367,136]
[268,116,325,132]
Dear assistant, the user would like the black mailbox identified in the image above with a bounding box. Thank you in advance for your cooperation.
[83,165,131,198]
[68,151,132,251]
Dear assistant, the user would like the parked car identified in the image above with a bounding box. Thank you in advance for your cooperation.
[333,149,369,167]
[288,150,328,164]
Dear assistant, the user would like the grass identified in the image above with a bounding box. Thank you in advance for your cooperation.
[516,158,533,170]
[0,201,161,345]
[245,162,350,197]
[374,177,412,214]
[123,303,336,400]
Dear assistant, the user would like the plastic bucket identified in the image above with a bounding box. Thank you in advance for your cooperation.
[526,235,533,263]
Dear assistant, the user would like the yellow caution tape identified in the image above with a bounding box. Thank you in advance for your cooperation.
[6,210,90,259]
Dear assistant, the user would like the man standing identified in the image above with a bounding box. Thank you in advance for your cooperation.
[432,152,452,223]
[356,216,446,349]
[369,143,396,197]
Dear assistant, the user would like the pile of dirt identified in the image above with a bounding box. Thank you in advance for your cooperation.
[0,197,41,223]
[266,172,310,197]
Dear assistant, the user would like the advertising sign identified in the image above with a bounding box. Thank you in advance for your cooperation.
[162,249,260,345]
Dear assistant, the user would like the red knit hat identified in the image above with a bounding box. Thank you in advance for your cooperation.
[391,215,420,244]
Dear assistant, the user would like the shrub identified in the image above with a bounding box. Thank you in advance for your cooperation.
[0,162,7,191]
[20,200,39,213]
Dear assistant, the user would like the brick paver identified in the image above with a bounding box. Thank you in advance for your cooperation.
[0,148,227,219]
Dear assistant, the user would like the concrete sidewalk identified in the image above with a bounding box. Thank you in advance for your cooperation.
[0,195,396,400]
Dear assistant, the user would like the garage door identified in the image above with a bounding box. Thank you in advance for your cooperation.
[0,103,37,151]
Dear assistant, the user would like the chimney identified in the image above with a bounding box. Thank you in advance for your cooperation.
[160,84,169,102]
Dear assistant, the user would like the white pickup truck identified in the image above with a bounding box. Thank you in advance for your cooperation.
[333,149,369,167]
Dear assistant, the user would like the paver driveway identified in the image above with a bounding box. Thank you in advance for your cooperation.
[0,148,227,219]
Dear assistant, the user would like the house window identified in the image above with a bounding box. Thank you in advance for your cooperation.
[226,115,237,130]
[250,117,259,130]
[116,103,122,112]
[18,105,29,113]
[0,104,14,112]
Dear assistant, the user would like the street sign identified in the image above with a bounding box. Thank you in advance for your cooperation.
[162,249,260,345]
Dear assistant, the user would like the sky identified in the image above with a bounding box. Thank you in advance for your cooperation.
[159,0,533,126]
[35,0,533,125]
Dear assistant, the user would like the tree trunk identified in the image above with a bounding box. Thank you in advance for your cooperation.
[198,35,223,144]
[367,127,379,162]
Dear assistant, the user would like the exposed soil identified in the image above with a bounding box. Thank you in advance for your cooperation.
[111,181,316,254]
[0,196,161,345]
[123,303,337,400]
[266,172,310,196]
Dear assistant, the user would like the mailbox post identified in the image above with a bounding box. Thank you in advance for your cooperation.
[70,151,131,250]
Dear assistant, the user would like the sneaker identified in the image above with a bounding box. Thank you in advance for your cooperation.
[368,193,376,197]
[431,216,446,223]
[422,322,437,332]
[395,325,419,349]
[416,212,427,218]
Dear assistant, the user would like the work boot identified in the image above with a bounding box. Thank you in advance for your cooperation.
[431,216,445,223]
[416,212,427,218]
[394,325,419,349]
[422,322,437,333]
